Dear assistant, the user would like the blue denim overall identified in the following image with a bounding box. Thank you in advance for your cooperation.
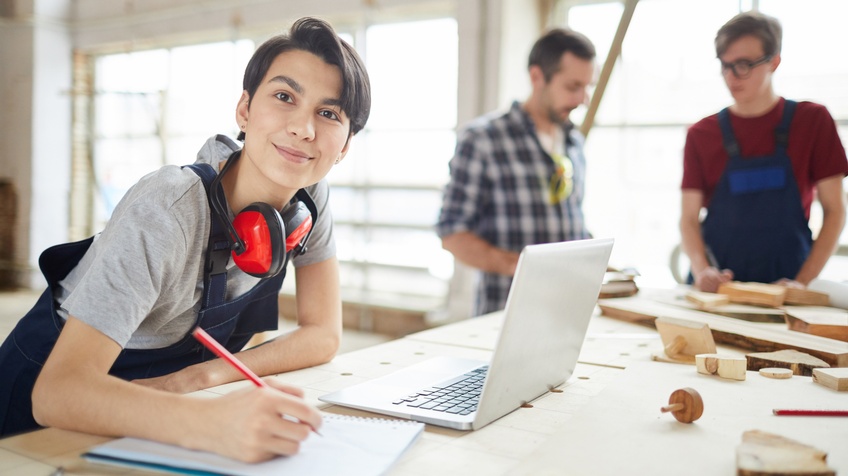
[701,100,812,283]
[0,163,283,436]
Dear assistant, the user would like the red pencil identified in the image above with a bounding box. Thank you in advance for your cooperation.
[193,327,266,387]
[772,409,848,417]
[192,327,322,435]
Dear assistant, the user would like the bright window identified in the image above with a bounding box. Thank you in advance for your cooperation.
[93,40,253,229]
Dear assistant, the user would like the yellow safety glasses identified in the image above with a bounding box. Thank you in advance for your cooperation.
[547,153,573,204]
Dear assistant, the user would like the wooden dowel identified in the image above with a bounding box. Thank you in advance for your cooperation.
[661,403,684,413]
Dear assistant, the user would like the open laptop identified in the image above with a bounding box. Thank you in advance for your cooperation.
[319,237,614,431]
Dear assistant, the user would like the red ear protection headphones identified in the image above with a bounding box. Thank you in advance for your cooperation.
[210,150,318,278]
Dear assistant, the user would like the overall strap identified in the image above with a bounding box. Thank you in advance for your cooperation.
[774,99,797,154]
[717,108,741,159]
[183,163,230,307]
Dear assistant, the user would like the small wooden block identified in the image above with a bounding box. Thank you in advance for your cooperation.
[746,349,830,377]
[655,316,716,361]
[737,430,835,476]
[685,290,730,310]
[812,367,848,391]
[758,367,793,379]
[695,353,747,381]
[783,287,830,306]
[717,282,786,308]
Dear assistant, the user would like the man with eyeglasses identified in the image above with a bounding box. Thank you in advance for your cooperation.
[437,28,596,316]
[680,11,847,293]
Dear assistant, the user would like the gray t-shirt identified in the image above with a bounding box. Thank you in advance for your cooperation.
[55,135,336,349]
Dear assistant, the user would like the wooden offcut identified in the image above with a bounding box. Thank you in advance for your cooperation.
[696,354,747,381]
[784,307,848,342]
[758,367,793,379]
[812,368,848,392]
[718,282,786,308]
[745,349,829,377]
[736,430,835,476]
[655,316,716,363]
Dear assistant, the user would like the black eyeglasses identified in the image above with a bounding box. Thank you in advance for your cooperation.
[720,55,772,79]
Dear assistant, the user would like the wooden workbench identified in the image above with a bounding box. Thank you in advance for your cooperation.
[1,303,844,475]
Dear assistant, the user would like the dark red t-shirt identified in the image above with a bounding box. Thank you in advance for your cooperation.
[682,97,848,219]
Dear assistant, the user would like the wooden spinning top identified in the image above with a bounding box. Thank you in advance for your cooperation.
[660,387,704,423]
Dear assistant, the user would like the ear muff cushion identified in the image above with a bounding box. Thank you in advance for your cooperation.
[281,201,313,253]
[231,203,285,277]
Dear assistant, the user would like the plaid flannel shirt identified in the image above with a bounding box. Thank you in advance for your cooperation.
[436,101,591,316]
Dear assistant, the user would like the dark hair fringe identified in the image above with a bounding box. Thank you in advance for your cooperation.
[528,28,596,82]
[239,17,371,138]
[715,11,782,58]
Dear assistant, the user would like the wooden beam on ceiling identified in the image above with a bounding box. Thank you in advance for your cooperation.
[579,0,638,138]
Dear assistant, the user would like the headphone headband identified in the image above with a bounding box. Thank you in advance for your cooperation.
[209,150,247,255]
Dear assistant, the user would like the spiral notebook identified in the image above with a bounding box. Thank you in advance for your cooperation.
[82,413,424,476]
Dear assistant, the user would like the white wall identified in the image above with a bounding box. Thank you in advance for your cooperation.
[497,0,542,109]
[0,0,72,288]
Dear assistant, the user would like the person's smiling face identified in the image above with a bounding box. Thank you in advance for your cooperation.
[236,49,351,205]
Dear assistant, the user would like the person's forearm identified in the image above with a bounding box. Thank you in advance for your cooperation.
[680,220,710,274]
[243,323,340,374]
[795,211,846,285]
[33,360,210,445]
[167,321,340,392]
[442,232,520,276]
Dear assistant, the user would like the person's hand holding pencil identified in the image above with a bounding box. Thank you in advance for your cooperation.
[190,327,323,462]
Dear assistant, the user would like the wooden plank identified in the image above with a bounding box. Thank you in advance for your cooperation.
[784,307,848,342]
[598,294,848,367]
[657,294,786,323]
[745,349,830,377]
[718,282,786,308]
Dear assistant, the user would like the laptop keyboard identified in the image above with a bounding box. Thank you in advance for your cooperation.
[391,366,488,415]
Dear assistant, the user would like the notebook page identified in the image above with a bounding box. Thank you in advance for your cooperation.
[83,413,425,476]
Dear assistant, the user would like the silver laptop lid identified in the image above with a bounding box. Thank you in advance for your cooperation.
[472,238,613,429]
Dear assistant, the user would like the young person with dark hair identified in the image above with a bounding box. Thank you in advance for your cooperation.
[680,11,847,292]
[0,17,370,462]
[437,28,596,316]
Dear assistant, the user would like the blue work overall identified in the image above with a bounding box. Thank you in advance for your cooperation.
[701,100,812,283]
[0,163,283,437]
